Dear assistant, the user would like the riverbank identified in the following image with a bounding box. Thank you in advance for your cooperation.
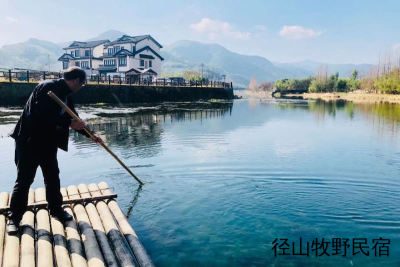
[300,92,400,104]
[0,81,234,106]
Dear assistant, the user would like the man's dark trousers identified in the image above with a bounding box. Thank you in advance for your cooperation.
[9,138,62,221]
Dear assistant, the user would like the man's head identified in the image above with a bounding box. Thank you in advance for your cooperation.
[63,66,87,92]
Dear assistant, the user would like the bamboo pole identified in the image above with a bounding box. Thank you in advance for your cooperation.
[60,188,87,267]
[3,192,20,267]
[87,183,136,267]
[35,188,53,267]
[47,91,143,185]
[0,192,9,267]
[66,185,105,267]
[20,189,35,267]
[96,182,154,267]
[76,184,118,267]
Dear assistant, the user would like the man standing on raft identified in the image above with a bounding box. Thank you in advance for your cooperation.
[7,66,102,234]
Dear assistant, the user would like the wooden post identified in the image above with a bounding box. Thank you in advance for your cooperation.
[27,71,29,83]
[85,184,136,267]
[97,75,100,84]
[0,192,8,266]
[164,79,166,87]
[8,70,11,83]
[77,184,119,267]
[231,82,233,88]
[35,188,54,267]
[108,76,111,85]
[66,185,105,267]
[43,71,46,80]
[60,188,88,267]
[96,182,154,267]
[19,190,35,267]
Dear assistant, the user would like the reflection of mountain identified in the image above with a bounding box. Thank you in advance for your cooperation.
[70,102,233,158]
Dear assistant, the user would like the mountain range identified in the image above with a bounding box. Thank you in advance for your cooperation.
[0,30,374,88]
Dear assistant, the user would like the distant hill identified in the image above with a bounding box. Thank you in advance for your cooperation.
[0,30,375,88]
[86,30,126,42]
[275,60,374,78]
[0,38,63,71]
[162,40,310,87]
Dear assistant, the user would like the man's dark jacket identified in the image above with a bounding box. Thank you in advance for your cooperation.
[10,79,89,151]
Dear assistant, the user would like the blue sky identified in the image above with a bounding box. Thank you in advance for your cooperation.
[1,0,399,64]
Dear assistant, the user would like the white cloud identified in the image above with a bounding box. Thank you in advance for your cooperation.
[190,18,251,40]
[4,16,18,23]
[279,25,322,40]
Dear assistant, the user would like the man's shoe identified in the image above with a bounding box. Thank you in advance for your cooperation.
[50,210,73,222]
[6,217,20,235]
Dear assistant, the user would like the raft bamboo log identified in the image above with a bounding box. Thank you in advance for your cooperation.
[0,192,9,267]
[66,185,105,267]
[35,188,54,267]
[47,91,144,185]
[60,188,88,267]
[3,192,20,267]
[20,189,35,267]
[76,184,119,267]
[97,182,154,267]
[87,183,136,267]
[50,194,73,267]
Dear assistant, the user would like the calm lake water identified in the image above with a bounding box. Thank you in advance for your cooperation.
[0,97,399,266]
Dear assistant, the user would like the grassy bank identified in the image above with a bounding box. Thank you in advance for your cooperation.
[302,92,400,104]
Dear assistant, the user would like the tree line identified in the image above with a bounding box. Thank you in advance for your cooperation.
[249,59,400,94]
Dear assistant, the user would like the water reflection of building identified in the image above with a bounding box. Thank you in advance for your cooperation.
[70,102,233,157]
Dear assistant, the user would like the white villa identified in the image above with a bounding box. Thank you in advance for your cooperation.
[58,35,164,81]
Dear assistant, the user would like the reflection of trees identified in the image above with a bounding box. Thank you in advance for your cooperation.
[70,101,233,158]
[277,99,400,137]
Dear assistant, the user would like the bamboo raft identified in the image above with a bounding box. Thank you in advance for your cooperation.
[0,182,153,267]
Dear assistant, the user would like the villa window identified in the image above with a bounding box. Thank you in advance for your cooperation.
[121,46,124,50]
[70,51,73,56]
[85,50,90,57]
[62,62,69,69]
[108,48,113,55]
[118,57,127,66]
[140,60,144,67]
[74,50,80,57]
[149,60,152,68]
[75,61,80,67]
[81,61,89,69]
[104,59,115,66]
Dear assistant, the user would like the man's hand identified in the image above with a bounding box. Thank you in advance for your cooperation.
[91,134,104,144]
[71,119,86,130]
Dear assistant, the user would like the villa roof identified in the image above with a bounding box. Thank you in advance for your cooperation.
[64,40,109,49]
[58,53,75,61]
[105,35,162,48]
[135,46,164,60]
[140,68,158,75]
